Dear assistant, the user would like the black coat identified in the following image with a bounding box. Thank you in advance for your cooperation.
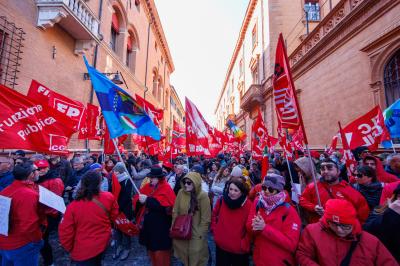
[118,178,134,220]
[139,197,173,251]
[364,208,400,262]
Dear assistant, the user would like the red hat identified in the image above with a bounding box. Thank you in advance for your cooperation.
[310,151,320,159]
[163,160,173,169]
[322,199,361,234]
[34,159,49,168]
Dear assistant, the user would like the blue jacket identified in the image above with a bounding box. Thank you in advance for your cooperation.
[0,171,14,192]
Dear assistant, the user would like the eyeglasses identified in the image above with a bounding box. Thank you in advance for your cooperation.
[261,185,276,194]
[183,181,193,186]
[328,221,353,231]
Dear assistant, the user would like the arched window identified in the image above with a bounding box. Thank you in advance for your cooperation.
[157,77,162,103]
[152,71,158,98]
[110,12,119,52]
[384,49,400,106]
[126,32,137,73]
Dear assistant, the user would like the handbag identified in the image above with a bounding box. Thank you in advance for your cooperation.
[92,198,139,237]
[169,213,193,240]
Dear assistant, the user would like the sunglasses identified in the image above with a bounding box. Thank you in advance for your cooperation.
[261,185,276,194]
[183,181,193,186]
[328,221,352,231]
[355,173,364,178]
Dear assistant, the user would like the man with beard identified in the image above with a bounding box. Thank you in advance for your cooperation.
[299,159,369,225]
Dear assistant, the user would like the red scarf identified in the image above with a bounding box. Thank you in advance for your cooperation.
[260,191,286,214]
[139,178,176,207]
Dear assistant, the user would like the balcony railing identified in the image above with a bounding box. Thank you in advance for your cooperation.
[36,0,100,54]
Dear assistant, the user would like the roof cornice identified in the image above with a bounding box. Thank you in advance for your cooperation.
[143,0,175,73]
[214,0,258,114]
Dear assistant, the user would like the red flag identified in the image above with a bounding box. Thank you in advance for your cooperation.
[165,143,179,159]
[185,97,211,156]
[326,135,338,155]
[111,172,121,199]
[273,33,307,143]
[251,109,268,160]
[171,121,185,151]
[0,84,75,154]
[261,154,269,180]
[27,80,85,131]
[341,106,390,151]
[78,103,103,140]
[290,128,305,152]
[135,94,163,125]
[339,122,357,175]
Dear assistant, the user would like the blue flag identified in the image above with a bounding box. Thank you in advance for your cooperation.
[384,98,400,139]
[83,57,161,140]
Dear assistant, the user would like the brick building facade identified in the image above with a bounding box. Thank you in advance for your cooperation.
[0,0,184,152]
[215,0,400,149]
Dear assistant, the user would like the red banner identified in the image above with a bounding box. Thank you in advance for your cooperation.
[341,106,390,151]
[135,94,163,125]
[27,80,85,131]
[251,109,268,159]
[273,34,303,131]
[339,122,357,175]
[78,103,103,140]
[185,97,211,156]
[0,84,75,154]
[172,120,185,150]
[326,134,338,155]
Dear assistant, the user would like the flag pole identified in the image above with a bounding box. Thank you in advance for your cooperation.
[111,138,140,194]
[391,140,396,153]
[284,153,301,213]
[305,144,322,207]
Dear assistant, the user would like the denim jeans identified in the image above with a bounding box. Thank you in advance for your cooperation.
[0,240,44,266]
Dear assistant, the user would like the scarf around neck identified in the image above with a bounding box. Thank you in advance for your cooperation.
[260,191,286,214]
[222,188,247,209]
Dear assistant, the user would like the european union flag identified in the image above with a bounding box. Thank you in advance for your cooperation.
[83,57,161,140]
[384,98,400,139]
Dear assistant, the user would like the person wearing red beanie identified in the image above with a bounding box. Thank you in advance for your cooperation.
[296,199,397,265]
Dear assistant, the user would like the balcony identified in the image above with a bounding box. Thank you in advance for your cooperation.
[36,0,100,55]
[304,3,321,22]
[240,84,263,112]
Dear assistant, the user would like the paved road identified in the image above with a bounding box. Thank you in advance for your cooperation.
[46,231,216,266]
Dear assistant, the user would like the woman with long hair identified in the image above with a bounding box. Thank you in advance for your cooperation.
[172,172,211,266]
[211,166,230,207]
[59,171,119,265]
[364,184,400,262]
[211,178,252,266]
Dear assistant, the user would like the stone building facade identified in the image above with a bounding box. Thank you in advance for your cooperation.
[215,0,400,149]
[0,0,184,152]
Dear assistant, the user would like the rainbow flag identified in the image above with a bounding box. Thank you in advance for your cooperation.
[227,120,246,141]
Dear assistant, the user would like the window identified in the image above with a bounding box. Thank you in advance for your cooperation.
[252,24,258,49]
[384,49,400,106]
[152,75,158,98]
[239,59,243,77]
[110,13,119,52]
[0,16,24,89]
[252,65,259,84]
[304,2,320,21]
[126,34,137,73]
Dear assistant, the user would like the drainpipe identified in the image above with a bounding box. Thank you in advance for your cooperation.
[144,19,152,100]
[261,0,266,81]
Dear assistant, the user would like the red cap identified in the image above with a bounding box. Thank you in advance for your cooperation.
[163,160,173,169]
[321,199,361,234]
[34,160,49,168]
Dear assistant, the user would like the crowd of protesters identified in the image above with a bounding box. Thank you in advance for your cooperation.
[0,147,399,266]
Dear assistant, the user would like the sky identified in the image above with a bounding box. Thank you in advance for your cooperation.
[154,0,249,125]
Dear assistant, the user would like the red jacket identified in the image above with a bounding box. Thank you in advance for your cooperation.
[58,192,119,261]
[296,222,398,266]
[365,157,399,184]
[299,180,369,224]
[39,177,64,217]
[0,180,45,250]
[211,197,252,254]
[380,180,400,205]
[246,197,301,266]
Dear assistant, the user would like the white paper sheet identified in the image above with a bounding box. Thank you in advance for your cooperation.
[291,183,302,204]
[39,185,66,214]
[0,195,11,236]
